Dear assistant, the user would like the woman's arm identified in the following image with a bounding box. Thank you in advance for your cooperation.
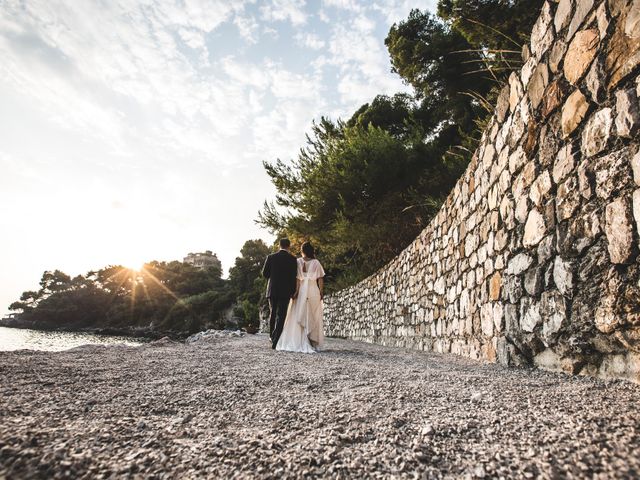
[317,277,324,299]
[292,278,301,299]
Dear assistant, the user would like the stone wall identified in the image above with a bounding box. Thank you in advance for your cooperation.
[324,0,640,382]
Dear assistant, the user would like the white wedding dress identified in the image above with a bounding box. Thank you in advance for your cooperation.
[276,257,325,353]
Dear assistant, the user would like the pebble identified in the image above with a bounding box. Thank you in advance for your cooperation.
[0,335,639,478]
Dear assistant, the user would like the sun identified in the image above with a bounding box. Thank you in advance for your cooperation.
[122,259,147,272]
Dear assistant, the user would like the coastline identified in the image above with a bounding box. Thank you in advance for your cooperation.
[0,318,190,341]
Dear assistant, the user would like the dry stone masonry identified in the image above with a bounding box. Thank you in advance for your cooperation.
[324,0,640,383]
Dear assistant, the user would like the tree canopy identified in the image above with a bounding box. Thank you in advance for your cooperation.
[259,0,543,289]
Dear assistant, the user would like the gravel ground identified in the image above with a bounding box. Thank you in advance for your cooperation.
[1,334,639,479]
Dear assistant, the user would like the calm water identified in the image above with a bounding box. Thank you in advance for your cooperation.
[0,326,145,351]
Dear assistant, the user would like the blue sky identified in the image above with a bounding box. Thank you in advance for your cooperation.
[0,0,435,313]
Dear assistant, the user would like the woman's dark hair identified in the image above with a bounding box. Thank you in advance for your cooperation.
[301,241,315,259]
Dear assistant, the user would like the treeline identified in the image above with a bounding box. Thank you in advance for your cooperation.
[259,0,543,290]
[8,240,271,336]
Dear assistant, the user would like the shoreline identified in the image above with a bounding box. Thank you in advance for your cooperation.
[0,320,191,341]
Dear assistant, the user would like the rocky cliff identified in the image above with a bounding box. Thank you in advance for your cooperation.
[325,0,640,382]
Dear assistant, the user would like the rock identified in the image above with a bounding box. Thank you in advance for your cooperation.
[555,0,573,33]
[489,272,502,301]
[581,108,613,157]
[564,29,600,85]
[556,176,580,221]
[541,79,568,118]
[529,170,552,207]
[528,63,550,109]
[503,275,524,303]
[553,144,576,183]
[631,149,640,185]
[597,2,610,39]
[509,147,527,174]
[541,291,568,341]
[605,196,636,264]
[524,267,544,296]
[553,257,575,296]
[566,0,595,41]
[524,209,548,247]
[496,84,510,122]
[509,72,524,112]
[531,2,554,58]
[585,57,606,103]
[561,89,590,138]
[520,298,541,333]
[615,88,640,137]
[627,0,640,38]
[506,253,534,275]
[549,40,568,74]
[634,189,640,236]
[594,148,632,199]
[606,1,640,88]
[480,304,494,336]
[578,161,593,199]
[538,234,556,263]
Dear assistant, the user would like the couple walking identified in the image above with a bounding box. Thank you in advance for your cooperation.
[262,238,325,353]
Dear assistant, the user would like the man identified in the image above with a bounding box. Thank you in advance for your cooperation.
[262,238,298,349]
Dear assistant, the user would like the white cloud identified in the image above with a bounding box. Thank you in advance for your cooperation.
[260,0,308,26]
[234,14,260,43]
[295,32,326,50]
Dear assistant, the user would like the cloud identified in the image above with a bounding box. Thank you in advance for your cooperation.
[295,32,326,50]
[260,0,308,26]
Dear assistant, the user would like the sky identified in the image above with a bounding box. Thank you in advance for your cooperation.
[0,0,436,314]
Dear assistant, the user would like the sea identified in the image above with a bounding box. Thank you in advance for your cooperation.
[0,326,145,352]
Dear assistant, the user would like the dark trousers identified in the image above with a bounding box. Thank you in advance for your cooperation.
[269,296,290,349]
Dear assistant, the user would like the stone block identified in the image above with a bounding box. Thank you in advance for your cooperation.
[541,290,568,341]
[561,89,590,137]
[531,2,554,58]
[615,88,640,137]
[528,62,550,109]
[520,297,542,333]
[530,170,552,207]
[538,234,556,263]
[567,0,595,41]
[581,108,613,157]
[564,29,600,85]
[594,148,632,199]
[506,253,534,276]
[489,271,502,301]
[553,256,575,296]
[541,79,569,118]
[606,1,640,88]
[556,176,580,221]
[509,72,524,113]
[524,267,544,296]
[605,196,636,264]
[524,208,548,247]
[553,144,576,184]
[585,57,606,104]
[555,0,573,33]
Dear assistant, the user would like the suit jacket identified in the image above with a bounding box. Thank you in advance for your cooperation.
[262,250,298,299]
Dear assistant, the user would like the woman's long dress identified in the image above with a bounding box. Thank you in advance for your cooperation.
[276,258,325,353]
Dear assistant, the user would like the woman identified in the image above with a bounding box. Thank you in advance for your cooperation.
[276,242,325,353]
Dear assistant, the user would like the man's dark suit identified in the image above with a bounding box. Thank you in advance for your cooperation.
[262,249,297,349]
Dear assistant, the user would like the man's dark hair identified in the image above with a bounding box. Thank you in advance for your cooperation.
[279,238,291,249]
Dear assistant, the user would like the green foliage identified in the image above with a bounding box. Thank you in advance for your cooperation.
[259,1,542,289]
[229,239,270,332]
[9,260,234,334]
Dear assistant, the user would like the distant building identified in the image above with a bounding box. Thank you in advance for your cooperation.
[183,251,222,270]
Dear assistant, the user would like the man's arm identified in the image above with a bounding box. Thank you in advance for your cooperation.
[262,255,272,279]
